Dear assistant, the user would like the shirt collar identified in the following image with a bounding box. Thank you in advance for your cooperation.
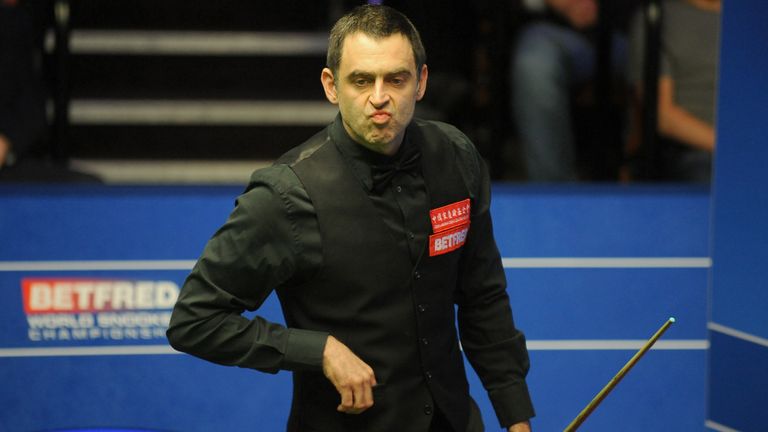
[330,114,418,192]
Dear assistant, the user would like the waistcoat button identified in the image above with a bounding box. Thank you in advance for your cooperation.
[424,404,433,415]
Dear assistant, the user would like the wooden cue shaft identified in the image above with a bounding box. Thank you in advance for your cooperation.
[563,317,676,432]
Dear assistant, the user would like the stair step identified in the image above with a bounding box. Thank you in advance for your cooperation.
[69,0,335,31]
[49,30,328,56]
[69,159,270,185]
[68,100,336,126]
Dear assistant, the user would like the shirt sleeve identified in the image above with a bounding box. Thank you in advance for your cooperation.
[166,165,328,373]
[454,143,535,427]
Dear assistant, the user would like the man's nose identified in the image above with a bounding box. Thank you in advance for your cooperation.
[369,80,390,107]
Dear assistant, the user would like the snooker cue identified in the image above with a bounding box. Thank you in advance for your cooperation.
[563,317,676,432]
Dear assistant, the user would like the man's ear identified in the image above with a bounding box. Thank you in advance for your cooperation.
[416,64,428,101]
[321,68,338,104]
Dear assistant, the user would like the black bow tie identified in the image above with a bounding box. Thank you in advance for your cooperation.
[370,147,421,193]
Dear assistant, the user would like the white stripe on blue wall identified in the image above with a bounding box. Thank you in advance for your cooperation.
[0,340,708,358]
[708,322,768,348]
[502,257,711,268]
[704,419,741,432]
[0,257,711,272]
[0,346,179,357]
[0,260,197,271]
[527,340,708,350]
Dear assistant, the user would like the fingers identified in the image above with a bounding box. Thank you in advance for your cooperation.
[337,376,375,414]
[338,387,354,413]
[323,335,377,414]
[362,380,374,409]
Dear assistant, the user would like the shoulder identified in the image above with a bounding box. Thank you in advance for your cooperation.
[273,127,332,168]
[412,118,471,144]
[411,118,481,163]
[242,125,334,197]
[411,117,485,192]
[245,164,302,197]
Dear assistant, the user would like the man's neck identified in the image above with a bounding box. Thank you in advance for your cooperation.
[341,122,403,156]
[359,140,402,157]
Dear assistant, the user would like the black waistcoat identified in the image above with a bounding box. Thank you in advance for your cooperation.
[277,121,474,432]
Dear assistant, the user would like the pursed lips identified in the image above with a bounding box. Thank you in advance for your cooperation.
[370,110,392,124]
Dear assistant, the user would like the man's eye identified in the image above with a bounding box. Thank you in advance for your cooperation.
[354,79,370,87]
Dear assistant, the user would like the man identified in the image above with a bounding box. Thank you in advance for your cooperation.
[167,5,534,431]
[626,0,719,182]
[511,0,629,181]
[0,0,47,171]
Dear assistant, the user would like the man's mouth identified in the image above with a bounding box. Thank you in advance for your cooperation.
[370,111,391,124]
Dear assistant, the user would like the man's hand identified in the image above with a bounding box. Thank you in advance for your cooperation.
[322,335,377,414]
[509,420,532,432]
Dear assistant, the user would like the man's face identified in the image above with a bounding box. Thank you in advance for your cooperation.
[321,32,428,155]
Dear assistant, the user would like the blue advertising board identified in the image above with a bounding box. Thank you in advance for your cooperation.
[1,184,710,431]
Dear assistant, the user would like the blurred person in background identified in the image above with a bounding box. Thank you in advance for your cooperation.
[626,0,720,182]
[0,0,47,173]
[510,0,630,181]
[1,0,99,182]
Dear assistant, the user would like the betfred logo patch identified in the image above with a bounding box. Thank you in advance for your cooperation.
[429,198,471,256]
[429,224,470,257]
[430,199,470,233]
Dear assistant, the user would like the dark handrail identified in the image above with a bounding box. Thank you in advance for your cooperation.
[641,0,662,179]
[594,0,616,180]
[51,0,70,163]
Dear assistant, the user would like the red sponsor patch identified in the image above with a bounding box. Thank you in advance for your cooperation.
[429,224,470,257]
[430,198,471,233]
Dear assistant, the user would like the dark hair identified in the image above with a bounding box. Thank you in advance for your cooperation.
[326,4,427,76]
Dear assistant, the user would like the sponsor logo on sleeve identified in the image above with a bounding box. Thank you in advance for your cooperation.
[428,198,471,257]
